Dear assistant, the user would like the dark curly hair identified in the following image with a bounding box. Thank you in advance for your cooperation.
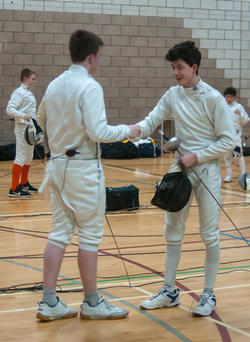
[165,41,201,74]
[224,87,237,97]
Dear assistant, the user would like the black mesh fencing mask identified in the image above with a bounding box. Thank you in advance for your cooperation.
[24,118,44,146]
[151,171,192,212]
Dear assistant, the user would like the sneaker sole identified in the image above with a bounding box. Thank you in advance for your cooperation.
[80,311,128,320]
[8,194,31,198]
[192,307,216,317]
[36,311,78,321]
[140,302,180,310]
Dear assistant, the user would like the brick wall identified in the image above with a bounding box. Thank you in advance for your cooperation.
[0,7,249,144]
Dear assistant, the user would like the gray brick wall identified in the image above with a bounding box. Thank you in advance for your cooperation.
[0,8,248,144]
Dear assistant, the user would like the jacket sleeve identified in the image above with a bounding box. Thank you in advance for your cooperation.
[6,91,26,120]
[137,91,172,138]
[238,104,250,127]
[196,96,236,163]
[82,83,131,142]
[37,97,49,153]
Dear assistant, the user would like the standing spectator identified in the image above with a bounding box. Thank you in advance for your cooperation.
[6,68,38,197]
[223,87,249,182]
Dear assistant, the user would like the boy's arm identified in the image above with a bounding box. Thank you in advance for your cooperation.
[37,98,49,154]
[6,91,30,122]
[236,104,250,127]
[137,91,172,138]
[83,84,138,142]
[195,96,236,163]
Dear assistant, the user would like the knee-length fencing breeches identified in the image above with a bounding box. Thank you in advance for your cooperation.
[164,159,221,248]
[14,124,34,166]
[42,158,106,252]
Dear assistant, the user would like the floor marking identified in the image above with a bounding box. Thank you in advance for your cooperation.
[0,212,51,218]
[104,164,161,178]
[134,287,250,338]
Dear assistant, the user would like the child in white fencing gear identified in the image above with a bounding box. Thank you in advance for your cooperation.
[137,41,235,317]
[36,30,140,321]
[223,87,250,182]
[6,68,38,198]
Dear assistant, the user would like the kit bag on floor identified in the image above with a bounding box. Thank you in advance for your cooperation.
[106,185,139,211]
[101,141,139,159]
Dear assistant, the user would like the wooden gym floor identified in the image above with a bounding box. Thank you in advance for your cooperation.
[0,153,250,342]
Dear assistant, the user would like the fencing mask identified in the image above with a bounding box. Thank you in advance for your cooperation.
[24,118,44,145]
[151,171,192,212]
[238,173,250,190]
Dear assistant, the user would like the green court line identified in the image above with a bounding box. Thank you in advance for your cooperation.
[0,258,192,341]
[55,264,250,286]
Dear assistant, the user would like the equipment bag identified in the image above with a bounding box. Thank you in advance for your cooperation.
[106,185,139,211]
[101,141,139,159]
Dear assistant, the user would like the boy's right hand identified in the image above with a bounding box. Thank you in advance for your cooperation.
[24,114,31,121]
[128,124,141,138]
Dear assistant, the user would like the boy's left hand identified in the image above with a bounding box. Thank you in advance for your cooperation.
[178,153,198,168]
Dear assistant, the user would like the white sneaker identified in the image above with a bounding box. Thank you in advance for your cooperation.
[140,288,180,310]
[80,296,129,320]
[192,293,216,317]
[36,298,78,321]
[224,176,232,182]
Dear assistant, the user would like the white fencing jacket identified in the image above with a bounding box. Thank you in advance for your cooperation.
[37,64,130,158]
[6,83,36,125]
[228,101,249,145]
[138,79,236,163]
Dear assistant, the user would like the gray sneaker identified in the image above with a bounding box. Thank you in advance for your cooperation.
[140,288,180,310]
[80,296,129,320]
[192,292,216,317]
[36,298,78,321]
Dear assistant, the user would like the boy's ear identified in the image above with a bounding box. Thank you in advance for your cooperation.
[192,64,198,73]
[88,54,95,64]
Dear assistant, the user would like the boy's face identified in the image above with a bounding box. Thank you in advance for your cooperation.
[224,94,236,105]
[170,58,198,88]
[24,73,37,90]
[89,46,103,75]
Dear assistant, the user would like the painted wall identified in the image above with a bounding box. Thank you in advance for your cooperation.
[0,0,249,144]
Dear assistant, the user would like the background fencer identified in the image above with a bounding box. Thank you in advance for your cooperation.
[223,87,250,182]
[6,68,38,198]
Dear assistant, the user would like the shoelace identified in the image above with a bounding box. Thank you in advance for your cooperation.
[102,298,117,309]
[198,295,210,306]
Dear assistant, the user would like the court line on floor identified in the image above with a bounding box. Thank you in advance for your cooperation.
[134,287,250,338]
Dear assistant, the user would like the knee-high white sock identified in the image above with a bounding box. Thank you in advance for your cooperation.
[239,156,246,175]
[164,244,182,291]
[204,245,220,291]
[225,159,232,178]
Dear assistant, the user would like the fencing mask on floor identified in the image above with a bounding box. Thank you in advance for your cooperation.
[24,118,44,145]
[151,171,192,212]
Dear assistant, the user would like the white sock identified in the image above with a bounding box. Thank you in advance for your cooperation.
[164,244,182,291]
[204,244,220,290]
[239,156,246,175]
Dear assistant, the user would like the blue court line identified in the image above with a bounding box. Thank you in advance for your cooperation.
[220,232,250,243]
[1,258,191,342]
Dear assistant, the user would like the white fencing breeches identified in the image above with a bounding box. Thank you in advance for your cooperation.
[14,124,34,166]
[164,159,221,248]
[45,158,106,252]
